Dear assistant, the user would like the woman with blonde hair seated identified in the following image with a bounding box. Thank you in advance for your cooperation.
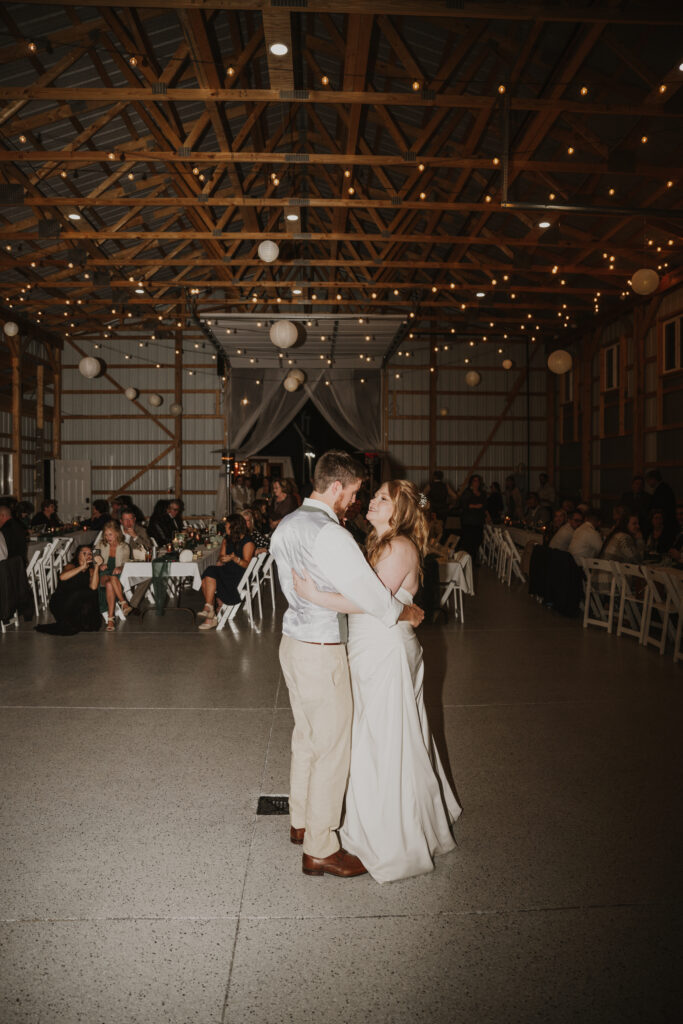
[93,520,132,630]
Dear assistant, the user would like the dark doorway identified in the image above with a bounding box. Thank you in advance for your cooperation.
[259,399,350,490]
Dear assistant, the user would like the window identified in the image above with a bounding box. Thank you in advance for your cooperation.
[603,343,620,391]
[662,315,683,372]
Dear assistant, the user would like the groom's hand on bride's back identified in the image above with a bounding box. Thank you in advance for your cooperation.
[400,603,424,627]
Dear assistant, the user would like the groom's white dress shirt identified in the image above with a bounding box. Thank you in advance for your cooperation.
[271,497,403,643]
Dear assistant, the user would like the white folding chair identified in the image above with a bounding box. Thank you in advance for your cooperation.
[440,578,464,622]
[53,537,73,575]
[26,550,42,617]
[40,539,60,595]
[611,562,647,643]
[670,574,683,664]
[258,551,277,610]
[215,556,261,629]
[500,530,524,585]
[247,551,267,619]
[641,566,679,656]
[581,558,617,633]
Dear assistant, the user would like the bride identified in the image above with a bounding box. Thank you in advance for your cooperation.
[293,479,461,883]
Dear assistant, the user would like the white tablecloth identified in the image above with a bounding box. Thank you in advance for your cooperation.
[119,548,220,598]
[438,551,474,595]
[507,527,545,549]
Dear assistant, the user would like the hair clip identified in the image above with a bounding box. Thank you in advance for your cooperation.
[417,492,428,509]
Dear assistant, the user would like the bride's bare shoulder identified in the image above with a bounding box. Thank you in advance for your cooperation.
[379,535,419,565]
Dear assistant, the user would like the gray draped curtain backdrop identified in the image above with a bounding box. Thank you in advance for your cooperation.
[229,368,384,457]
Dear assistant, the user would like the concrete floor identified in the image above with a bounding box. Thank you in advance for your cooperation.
[1,571,681,1024]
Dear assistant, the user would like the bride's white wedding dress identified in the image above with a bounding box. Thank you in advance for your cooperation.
[340,593,461,883]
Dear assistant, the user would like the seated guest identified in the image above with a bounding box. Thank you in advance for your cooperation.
[561,498,576,517]
[568,509,603,564]
[119,508,154,613]
[117,494,146,524]
[120,508,152,558]
[668,504,683,564]
[524,492,551,529]
[545,507,567,543]
[537,473,556,510]
[0,503,28,564]
[31,498,62,530]
[270,478,298,520]
[84,499,109,529]
[550,510,583,552]
[601,513,645,564]
[148,498,183,546]
[252,498,271,534]
[621,475,651,535]
[645,510,673,558]
[197,514,255,630]
[93,520,132,630]
[485,481,504,524]
[240,508,269,552]
[15,501,34,529]
[504,475,524,522]
[285,478,302,507]
[35,544,102,636]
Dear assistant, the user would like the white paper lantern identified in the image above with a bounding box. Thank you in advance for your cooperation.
[289,369,306,384]
[465,370,481,388]
[124,387,138,401]
[631,268,660,295]
[258,240,279,263]
[283,376,299,392]
[3,320,19,337]
[502,358,514,370]
[270,319,298,349]
[170,402,183,415]
[178,548,193,562]
[547,349,573,375]
[149,393,163,407]
[78,356,102,379]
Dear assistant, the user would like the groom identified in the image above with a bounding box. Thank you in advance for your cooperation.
[270,450,424,878]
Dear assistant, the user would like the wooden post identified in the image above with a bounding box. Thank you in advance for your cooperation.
[428,322,437,477]
[50,346,62,459]
[632,308,645,475]
[9,336,22,499]
[580,333,598,503]
[35,362,45,505]
[545,367,556,483]
[174,315,183,497]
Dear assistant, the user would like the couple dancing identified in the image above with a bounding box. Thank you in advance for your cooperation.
[271,450,461,883]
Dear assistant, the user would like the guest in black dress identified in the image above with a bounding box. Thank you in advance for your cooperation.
[197,514,255,630]
[459,474,486,561]
[36,544,102,635]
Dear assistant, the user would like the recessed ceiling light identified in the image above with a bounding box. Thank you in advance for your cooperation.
[135,288,144,294]
[538,220,551,228]
[476,291,485,298]
[292,288,302,295]
[67,213,81,220]
[286,213,299,222]
[270,42,288,56]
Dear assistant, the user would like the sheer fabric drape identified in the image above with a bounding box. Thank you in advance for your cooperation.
[231,369,383,457]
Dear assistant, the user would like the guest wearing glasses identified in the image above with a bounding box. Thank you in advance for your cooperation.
[148,499,184,546]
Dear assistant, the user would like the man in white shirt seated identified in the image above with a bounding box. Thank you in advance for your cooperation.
[550,510,584,551]
[120,509,154,613]
[568,510,603,564]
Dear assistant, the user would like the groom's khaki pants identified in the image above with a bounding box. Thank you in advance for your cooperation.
[279,635,352,859]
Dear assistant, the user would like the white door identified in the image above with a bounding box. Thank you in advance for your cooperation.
[54,459,91,522]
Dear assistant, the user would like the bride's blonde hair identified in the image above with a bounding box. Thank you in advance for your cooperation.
[365,480,430,570]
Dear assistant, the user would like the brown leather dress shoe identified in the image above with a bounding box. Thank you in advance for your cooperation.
[302,849,367,877]
[290,826,305,845]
